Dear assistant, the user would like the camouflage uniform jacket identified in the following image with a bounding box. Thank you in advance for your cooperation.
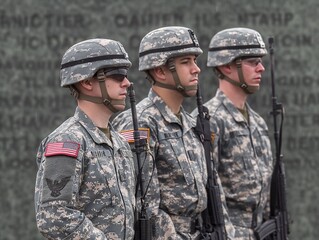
[35,107,136,240]
[113,89,207,240]
[203,89,273,240]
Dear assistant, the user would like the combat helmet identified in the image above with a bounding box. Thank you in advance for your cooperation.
[61,38,131,87]
[60,38,132,112]
[207,28,267,94]
[207,27,267,67]
[139,26,202,96]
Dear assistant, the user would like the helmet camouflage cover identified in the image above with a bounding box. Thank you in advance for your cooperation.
[60,38,131,87]
[139,26,203,71]
[207,27,267,67]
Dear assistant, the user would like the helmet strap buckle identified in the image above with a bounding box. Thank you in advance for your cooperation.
[240,83,248,89]
[103,98,111,106]
[177,85,184,91]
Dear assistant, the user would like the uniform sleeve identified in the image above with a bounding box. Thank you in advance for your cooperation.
[210,117,222,169]
[214,168,236,240]
[34,137,107,240]
[210,118,236,240]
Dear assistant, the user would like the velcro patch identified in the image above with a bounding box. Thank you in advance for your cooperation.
[45,142,80,158]
[42,155,76,203]
[120,128,150,143]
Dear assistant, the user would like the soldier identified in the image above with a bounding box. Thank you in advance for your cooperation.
[112,26,208,240]
[34,39,136,239]
[192,28,273,239]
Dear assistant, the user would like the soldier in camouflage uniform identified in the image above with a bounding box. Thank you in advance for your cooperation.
[34,39,136,239]
[192,28,273,239]
[112,26,209,240]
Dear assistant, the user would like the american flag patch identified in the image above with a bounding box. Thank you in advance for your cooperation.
[120,128,150,143]
[45,142,80,158]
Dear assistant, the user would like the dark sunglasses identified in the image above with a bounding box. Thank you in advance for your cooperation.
[104,68,128,82]
[107,74,127,82]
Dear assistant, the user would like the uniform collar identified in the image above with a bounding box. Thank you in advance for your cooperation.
[74,107,113,146]
[148,89,196,132]
[216,89,249,124]
[216,89,260,133]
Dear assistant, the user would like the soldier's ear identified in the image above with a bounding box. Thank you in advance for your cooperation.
[152,67,167,82]
[218,64,232,75]
[79,79,94,91]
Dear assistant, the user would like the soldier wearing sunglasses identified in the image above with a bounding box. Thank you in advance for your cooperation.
[192,28,273,240]
[34,39,136,239]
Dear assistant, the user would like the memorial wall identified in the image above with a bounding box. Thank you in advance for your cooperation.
[0,0,317,239]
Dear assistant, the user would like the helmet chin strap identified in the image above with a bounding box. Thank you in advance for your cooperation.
[215,59,259,94]
[147,58,197,97]
[72,70,125,113]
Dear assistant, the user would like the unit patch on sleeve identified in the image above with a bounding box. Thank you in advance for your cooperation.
[42,154,77,202]
[45,176,71,197]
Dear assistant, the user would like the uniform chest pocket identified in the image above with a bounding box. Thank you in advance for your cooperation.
[115,149,135,184]
[80,150,114,207]
[92,150,122,205]
[255,129,273,174]
[158,131,194,185]
[257,130,272,158]
[222,129,251,158]
[220,129,257,179]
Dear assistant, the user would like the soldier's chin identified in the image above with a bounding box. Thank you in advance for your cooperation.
[185,89,197,97]
[114,104,126,111]
[247,85,260,94]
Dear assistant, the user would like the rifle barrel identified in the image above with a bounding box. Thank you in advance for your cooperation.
[128,83,152,240]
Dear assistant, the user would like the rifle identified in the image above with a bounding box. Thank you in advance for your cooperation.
[254,37,290,240]
[128,83,152,240]
[194,86,226,240]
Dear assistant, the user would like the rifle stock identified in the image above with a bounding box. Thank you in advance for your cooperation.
[254,37,290,240]
[194,87,226,240]
[128,83,152,240]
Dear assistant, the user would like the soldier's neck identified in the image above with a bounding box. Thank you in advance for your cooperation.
[153,86,183,114]
[78,101,111,128]
[220,84,247,109]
